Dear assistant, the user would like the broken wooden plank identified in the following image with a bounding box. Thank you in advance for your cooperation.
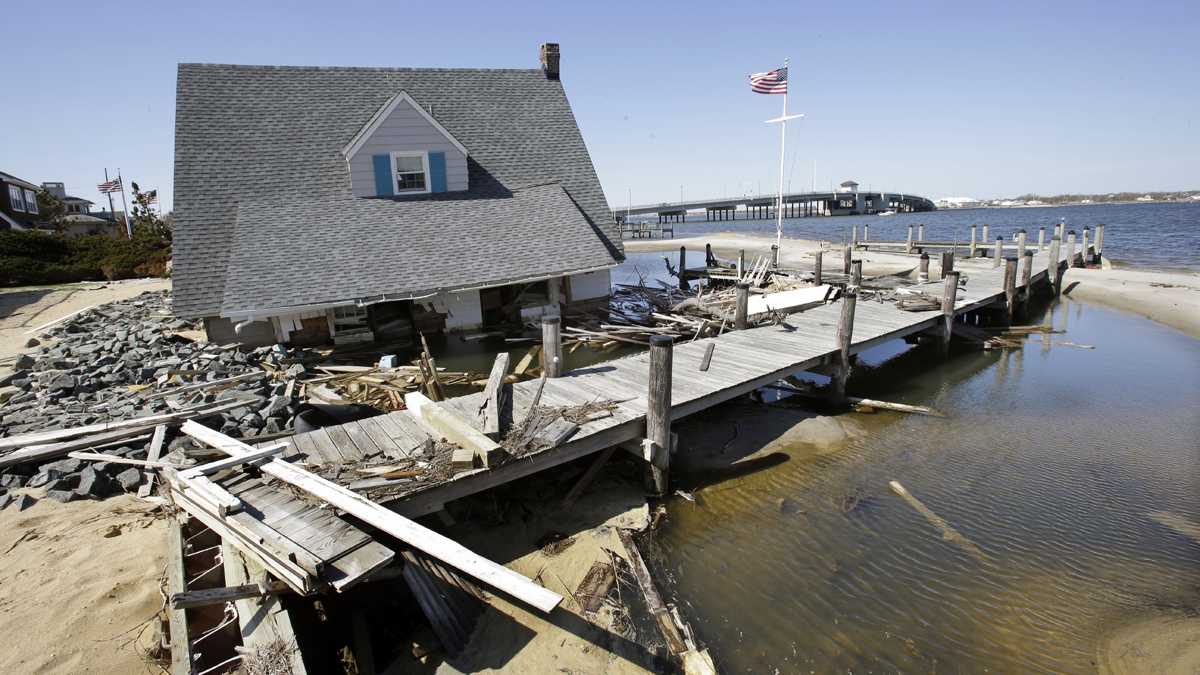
[166,516,194,675]
[181,420,563,613]
[180,443,289,479]
[406,392,502,469]
[888,480,986,561]
[170,580,290,610]
[66,451,185,468]
[533,418,579,447]
[479,353,510,441]
[699,343,715,372]
[137,425,168,499]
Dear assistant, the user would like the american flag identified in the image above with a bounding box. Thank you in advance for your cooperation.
[97,178,122,193]
[749,67,788,94]
[144,189,157,205]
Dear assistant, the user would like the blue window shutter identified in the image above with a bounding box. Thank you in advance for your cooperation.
[428,151,447,193]
[372,154,394,197]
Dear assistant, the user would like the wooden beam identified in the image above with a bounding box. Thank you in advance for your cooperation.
[560,445,618,510]
[406,392,501,468]
[166,516,194,675]
[180,420,563,614]
[180,443,289,479]
[137,425,168,499]
[478,353,510,440]
[170,580,290,610]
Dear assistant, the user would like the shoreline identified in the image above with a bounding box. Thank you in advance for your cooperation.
[626,233,1200,339]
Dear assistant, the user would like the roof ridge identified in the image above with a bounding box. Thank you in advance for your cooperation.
[178,63,542,74]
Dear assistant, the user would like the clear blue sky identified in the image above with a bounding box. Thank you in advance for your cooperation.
[5,0,1197,212]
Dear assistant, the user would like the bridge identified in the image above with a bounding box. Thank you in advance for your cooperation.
[614,190,936,226]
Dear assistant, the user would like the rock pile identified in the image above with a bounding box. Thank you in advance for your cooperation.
[0,290,320,507]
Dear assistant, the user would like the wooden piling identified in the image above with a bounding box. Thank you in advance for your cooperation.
[771,244,779,269]
[942,270,960,352]
[1080,227,1090,267]
[833,289,857,404]
[678,246,688,291]
[918,252,930,283]
[705,243,715,267]
[981,224,989,250]
[813,250,823,285]
[1094,224,1105,263]
[863,224,870,243]
[737,249,745,279]
[906,224,914,253]
[1038,226,1046,250]
[993,237,1003,268]
[1016,229,1027,261]
[843,245,852,275]
[968,224,977,257]
[1048,234,1062,296]
[1021,250,1034,312]
[851,224,858,246]
[918,223,925,242]
[941,251,954,279]
[646,335,673,496]
[850,260,862,288]
[541,316,562,378]
[734,282,749,330]
[1066,230,1077,268]
[1003,257,1017,323]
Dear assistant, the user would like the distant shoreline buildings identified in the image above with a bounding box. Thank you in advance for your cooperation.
[937,190,1200,209]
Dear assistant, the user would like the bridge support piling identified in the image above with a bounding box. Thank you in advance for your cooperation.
[645,335,673,496]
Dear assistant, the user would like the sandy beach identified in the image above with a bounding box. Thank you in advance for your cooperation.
[627,232,1200,339]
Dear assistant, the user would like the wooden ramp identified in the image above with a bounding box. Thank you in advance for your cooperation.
[273,246,1077,517]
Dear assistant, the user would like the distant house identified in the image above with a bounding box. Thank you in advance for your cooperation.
[41,182,121,237]
[173,43,622,348]
[837,180,859,194]
[0,171,46,231]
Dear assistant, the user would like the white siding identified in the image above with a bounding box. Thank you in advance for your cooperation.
[425,290,482,330]
[348,99,468,196]
[569,269,611,301]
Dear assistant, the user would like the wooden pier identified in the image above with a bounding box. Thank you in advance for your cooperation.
[268,236,1094,518]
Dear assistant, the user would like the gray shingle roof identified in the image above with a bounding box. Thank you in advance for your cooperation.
[173,63,622,318]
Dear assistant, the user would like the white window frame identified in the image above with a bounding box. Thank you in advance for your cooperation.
[8,185,24,212]
[24,189,38,215]
[389,151,431,195]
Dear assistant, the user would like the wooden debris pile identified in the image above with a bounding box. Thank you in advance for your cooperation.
[502,398,618,458]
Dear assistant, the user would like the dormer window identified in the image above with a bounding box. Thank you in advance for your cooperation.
[392,152,430,194]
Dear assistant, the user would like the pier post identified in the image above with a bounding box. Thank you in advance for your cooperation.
[1048,235,1063,296]
[737,249,745,279]
[851,224,858,246]
[863,224,870,244]
[734,282,749,330]
[941,251,954,279]
[843,245,852,275]
[1003,257,1018,323]
[942,271,960,354]
[1067,230,1077,268]
[1094,224,1105,264]
[1021,250,1034,313]
[542,316,562,378]
[993,237,1004,268]
[1017,229,1027,261]
[705,243,715,267]
[813,251,823,285]
[1038,226,1046,250]
[851,260,862,288]
[969,225,977,257]
[906,225,914,253]
[646,335,674,496]
[1080,227,1090,267]
[833,288,858,405]
[918,253,930,283]
[771,244,779,269]
[918,223,925,242]
[981,224,990,254]
[678,246,688,291]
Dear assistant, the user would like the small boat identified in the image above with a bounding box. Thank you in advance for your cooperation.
[877,210,896,216]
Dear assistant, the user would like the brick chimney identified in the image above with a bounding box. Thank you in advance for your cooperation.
[539,43,560,80]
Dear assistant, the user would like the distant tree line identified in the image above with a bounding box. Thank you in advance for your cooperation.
[1005,190,1199,205]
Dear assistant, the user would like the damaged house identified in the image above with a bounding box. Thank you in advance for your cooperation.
[172,43,622,349]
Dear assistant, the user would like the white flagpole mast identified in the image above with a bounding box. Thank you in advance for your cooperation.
[775,58,788,252]
[764,59,804,255]
[116,169,133,239]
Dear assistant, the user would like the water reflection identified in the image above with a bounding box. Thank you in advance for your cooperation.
[654,297,1200,673]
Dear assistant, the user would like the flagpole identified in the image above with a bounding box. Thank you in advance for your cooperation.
[774,57,789,254]
[103,168,117,225]
[116,169,133,239]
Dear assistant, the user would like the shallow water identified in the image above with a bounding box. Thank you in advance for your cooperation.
[667,201,1200,272]
[654,298,1200,673]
